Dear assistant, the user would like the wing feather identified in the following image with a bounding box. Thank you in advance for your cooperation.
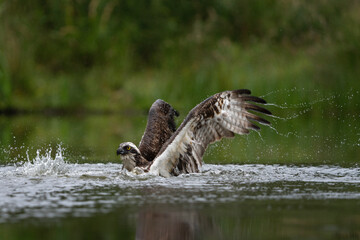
[138,99,179,162]
[149,89,271,177]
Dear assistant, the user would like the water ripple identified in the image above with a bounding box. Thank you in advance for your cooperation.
[0,159,359,223]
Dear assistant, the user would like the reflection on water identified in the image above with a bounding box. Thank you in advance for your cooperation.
[136,208,216,240]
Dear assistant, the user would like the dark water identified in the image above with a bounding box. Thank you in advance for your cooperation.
[0,100,360,239]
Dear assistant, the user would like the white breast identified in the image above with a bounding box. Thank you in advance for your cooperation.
[121,155,136,171]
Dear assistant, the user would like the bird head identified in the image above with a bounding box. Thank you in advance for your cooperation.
[116,142,140,171]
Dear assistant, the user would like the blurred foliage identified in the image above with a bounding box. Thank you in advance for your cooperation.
[0,0,359,112]
[0,0,360,166]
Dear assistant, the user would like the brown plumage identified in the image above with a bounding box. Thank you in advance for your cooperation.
[139,99,179,162]
[116,89,272,177]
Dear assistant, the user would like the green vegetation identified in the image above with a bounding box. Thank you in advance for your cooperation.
[0,0,359,165]
[0,0,359,112]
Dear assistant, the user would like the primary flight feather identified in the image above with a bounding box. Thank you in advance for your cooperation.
[116,89,272,177]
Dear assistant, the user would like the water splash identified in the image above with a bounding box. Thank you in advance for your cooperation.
[261,88,359,136]
[16,144,69,176]
[260,87,337,109]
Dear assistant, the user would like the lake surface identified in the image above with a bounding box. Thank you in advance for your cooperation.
[0,104,359,239]
[1,154,360,239]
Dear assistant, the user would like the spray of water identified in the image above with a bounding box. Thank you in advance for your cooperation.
[261,88,359,141]
[242,87,360,165]
[16,144,69,176]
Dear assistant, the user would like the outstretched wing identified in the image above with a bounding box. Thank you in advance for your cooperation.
[138,99,179,162]
[149,89,272,177]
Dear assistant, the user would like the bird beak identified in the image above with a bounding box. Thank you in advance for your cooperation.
[117,148,124,156]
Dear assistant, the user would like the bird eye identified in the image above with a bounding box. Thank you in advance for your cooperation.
[126,146,131,151]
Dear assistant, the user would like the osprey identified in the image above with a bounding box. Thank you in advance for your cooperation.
[117,89,272,177]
